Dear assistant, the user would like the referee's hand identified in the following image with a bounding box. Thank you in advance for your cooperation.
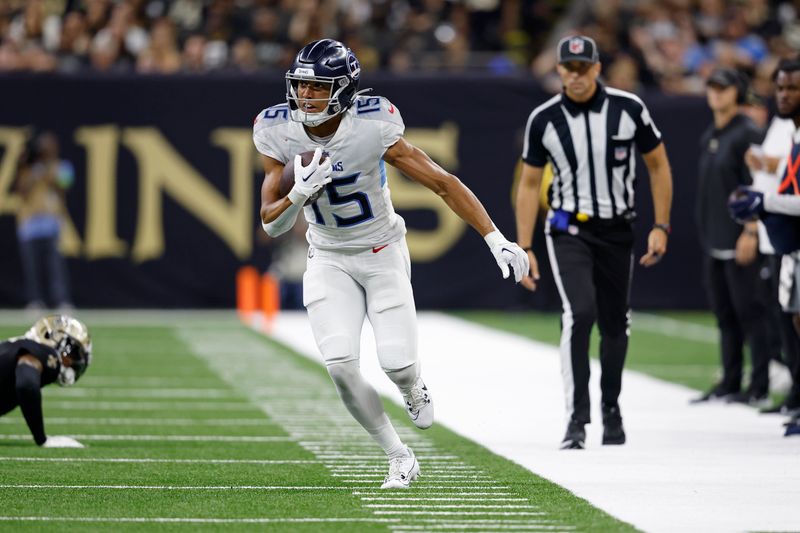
[640,228,668,267]
[520,251,541,291]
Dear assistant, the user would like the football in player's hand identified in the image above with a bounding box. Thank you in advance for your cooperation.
[280,150,328,206]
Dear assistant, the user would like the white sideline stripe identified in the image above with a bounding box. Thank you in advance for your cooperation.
[340,481,504,486]
[389,520,575,533]
[45,388,238,398]
[0,516,401,524]
[366,505,536,509]
[82,377,225,387]
[0,434,292,442]
[0,484,355,491]
[45,401,255,411]
[374,511,545,516]
[332,474,491,479]
[0,418,274,426]
[633,312,717,343]
[0,457,318,465]
[361,492,528,502]
[353,492,516,496]
[271,312,800,533]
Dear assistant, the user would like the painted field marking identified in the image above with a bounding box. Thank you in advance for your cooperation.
[0,434,293,442]
[352,492,517,496]
[0,484,356,491]
[365,505,538,509]
[0,418,275,427]
[0,457,318,465]
[375,511,546,516]
[361,493,528,502]
[0,516,400,524]
[44,401,257,411]
[45,388,240,399]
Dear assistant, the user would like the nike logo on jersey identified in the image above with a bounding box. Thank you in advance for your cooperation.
[372,244,389,253]
[303,169,315,182]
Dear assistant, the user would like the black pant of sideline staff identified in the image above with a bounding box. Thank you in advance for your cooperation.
[705,256,771,400]
[546,217,633,448]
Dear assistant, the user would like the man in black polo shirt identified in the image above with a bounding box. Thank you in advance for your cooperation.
[515,35,673,449]
[692,68,771,406]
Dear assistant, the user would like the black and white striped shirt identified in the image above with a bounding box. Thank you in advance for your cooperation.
[522,83,662,219]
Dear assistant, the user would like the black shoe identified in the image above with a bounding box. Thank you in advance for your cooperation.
[602,406,626,445]
[784,415,800,437]
[761,399,800,415]
[690,384,737,404]
[727,390,770,408]
[560,420,585,450]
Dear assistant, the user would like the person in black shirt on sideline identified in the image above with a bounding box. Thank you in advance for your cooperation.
[0,315,92,447]
[692,68,771,406]
[515,36,673,450]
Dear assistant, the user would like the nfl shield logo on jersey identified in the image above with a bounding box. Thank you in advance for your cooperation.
[615,146,628,161]
[569,38,584,54]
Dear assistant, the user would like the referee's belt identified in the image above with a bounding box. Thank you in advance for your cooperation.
[549,209,635,231]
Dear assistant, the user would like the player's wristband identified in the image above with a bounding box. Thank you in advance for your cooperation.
[652,223,671,235]
[287,187,309,206]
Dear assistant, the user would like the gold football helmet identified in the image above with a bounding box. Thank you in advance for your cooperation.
[25,315,92,386]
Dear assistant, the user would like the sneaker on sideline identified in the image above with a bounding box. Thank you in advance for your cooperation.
[560,419,586,450]
[403,377,433,429]
[727,390,771,409]
[602,405,626,445]
[690,383,737,404]
[381,447,420,489]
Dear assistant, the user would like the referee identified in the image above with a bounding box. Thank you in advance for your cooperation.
[515,36,673,449]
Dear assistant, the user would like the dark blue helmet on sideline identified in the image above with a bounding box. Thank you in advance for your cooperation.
[286,39,362,126]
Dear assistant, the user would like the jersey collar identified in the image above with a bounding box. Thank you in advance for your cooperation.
[561,82,607,116]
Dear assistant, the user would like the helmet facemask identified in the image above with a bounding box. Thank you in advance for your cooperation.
[286,73,354,127]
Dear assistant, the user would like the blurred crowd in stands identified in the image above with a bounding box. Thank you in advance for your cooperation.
[1,0,799,97]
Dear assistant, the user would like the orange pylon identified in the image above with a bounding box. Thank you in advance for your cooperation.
[261,273,280,331]
[236,266,260,324]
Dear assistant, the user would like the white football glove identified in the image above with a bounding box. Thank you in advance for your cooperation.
[485,229,530,283]
[287,147,333,206]
[41,436,84,448]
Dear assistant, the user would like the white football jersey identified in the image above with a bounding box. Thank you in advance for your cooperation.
[253,96,407,252]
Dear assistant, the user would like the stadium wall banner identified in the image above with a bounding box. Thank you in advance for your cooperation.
[0,74,711,309]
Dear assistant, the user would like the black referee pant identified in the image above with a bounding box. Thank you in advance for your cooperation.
[705,256,771,396]
[546,220,634,425]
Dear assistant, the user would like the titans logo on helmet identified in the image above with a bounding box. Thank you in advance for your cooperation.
[347,52,361,80]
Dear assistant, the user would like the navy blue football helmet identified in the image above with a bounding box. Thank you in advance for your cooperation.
[286,39,363,126]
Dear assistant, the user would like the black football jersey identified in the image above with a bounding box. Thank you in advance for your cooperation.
[0,339,60,414]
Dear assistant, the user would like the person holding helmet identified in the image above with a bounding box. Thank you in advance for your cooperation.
[253,39,529,489]
[0,315,92,447]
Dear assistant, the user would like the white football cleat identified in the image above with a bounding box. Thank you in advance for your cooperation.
[380,447,420,489]
[403,377,433,429]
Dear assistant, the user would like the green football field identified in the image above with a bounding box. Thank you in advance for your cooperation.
[0,310,732,532]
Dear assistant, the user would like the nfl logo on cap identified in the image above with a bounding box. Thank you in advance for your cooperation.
[569,38,584,54]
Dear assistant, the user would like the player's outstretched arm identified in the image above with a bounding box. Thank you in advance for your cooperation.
[384,138,529,282]
[515,163,543,291]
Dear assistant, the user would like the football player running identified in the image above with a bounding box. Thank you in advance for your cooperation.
[254,39,529,489]
[0,315,92,447]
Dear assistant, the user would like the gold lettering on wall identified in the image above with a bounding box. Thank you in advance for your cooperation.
[122,128,252,263]
[0,127,29,215]
[385,122,466,262]
[75,125,127,259]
